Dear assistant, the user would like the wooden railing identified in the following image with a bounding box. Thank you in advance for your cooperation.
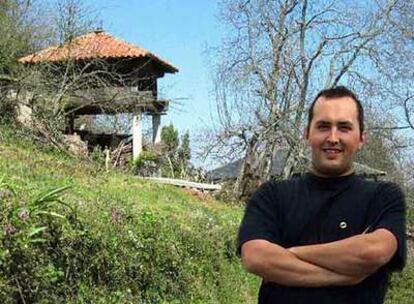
[67,87,166,114]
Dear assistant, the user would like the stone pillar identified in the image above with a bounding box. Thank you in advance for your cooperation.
[133,111,143,160]
[152,114,162,144]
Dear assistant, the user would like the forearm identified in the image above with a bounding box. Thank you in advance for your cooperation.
[289,229,397,276]
[241,240,366,287]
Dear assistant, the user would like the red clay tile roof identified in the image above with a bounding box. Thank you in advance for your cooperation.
[18,30,178,73]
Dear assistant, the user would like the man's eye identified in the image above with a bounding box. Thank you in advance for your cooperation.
[317,125,329,131]
[339,126,351,131]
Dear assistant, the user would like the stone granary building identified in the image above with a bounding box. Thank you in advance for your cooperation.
[18,29,178,159]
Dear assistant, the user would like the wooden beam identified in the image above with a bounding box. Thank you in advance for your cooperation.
[143,177,221,191]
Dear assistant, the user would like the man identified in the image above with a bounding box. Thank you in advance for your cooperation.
[238,86,406,303]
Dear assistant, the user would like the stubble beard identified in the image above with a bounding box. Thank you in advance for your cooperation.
[311,154,354,177]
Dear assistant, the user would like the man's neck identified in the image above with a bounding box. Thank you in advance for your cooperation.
[310,167,354,178]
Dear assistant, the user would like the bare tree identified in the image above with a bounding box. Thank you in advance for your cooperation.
[0,0,52,74]
[365,1,414,187]
[1,0,114,151]
[205,0,414,199]
[0,0,54,124]
[53,0,100,43]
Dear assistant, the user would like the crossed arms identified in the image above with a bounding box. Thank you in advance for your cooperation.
[241,228,397,287]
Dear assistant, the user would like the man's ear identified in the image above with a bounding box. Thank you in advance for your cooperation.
[304,127,309,140]
[359,131,367,149]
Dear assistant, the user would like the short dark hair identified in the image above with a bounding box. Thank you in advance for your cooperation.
[306,86,364,136]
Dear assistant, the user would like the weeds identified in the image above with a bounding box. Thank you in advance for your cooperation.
[0,173,257,303]
[0,125,411,303]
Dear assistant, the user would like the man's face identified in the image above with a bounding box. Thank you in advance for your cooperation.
[305,96,366,177]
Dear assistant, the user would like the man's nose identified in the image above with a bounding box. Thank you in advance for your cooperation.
[327,128,339,144]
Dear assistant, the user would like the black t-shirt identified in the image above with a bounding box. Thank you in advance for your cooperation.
[237,173,406,304]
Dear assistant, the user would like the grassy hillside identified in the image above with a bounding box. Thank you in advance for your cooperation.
[0,127,259,303]
[0,125,412,303]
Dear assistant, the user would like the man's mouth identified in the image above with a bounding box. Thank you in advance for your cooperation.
[322,148,343,155]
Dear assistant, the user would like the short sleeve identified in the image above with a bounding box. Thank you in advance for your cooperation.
[366,182,407,271]
[237,181,281,255]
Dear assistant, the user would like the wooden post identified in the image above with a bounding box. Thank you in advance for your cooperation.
[105,148,110,172]
[65,114,75,134]
[152,114,162,144]
[133,111,143,160]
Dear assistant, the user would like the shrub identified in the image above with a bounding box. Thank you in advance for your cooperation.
[385,257,414,304]
[0,94,16,124]
[0,175,258,303]
[132,149,161,176]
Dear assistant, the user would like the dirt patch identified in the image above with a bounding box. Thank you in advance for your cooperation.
[183,187,213,203]
[64,133,88,157]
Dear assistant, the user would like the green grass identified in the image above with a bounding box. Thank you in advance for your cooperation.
[0,126,259,303]
[0,125,411,303]
[386,263,414,304]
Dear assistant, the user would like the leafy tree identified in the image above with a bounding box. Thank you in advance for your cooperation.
[178,132,191,163]
[160,124,191,178]
[161,123,179,151]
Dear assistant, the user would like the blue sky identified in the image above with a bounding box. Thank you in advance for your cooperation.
[85,1,414,171]
[93,0,224,147]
